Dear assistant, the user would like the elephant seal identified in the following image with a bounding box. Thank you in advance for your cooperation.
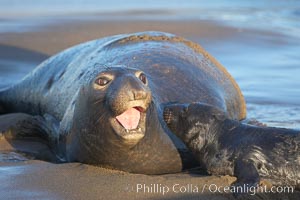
[164,103,300,188]
[0,31,246,174]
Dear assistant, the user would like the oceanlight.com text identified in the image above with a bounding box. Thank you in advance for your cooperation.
[127,183,294,196]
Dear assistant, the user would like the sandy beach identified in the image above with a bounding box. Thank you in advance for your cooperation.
[0,19,245,56]
[1,12,300,200]
[0,114,299,200]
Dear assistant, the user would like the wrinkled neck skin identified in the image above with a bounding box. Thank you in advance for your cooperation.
[185,116,226,172]
[64,86,182,174]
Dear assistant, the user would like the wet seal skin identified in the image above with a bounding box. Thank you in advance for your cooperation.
[164,102,300,189]
[0,31,246,174]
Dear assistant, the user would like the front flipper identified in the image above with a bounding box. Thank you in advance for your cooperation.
[234,159,260,187]
[1,113,52,140]
[17,113,60,147]
[0,113,60,162]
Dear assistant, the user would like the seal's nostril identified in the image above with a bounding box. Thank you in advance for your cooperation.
[133,90,147,100]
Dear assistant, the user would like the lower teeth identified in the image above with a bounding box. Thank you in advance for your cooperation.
[125,127,142,132]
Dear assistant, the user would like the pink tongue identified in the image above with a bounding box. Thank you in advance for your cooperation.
[116,108,141,130]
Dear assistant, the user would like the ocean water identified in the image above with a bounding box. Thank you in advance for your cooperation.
[0,0,300,129]
[204,34,300,129]
[1,0,300,38]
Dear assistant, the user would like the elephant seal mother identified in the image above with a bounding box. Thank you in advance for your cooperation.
[0,31,246,174]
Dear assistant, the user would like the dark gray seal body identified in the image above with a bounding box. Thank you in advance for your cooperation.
[164,103,300,188]
[0,31,246,174]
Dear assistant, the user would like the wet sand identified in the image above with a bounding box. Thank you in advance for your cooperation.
[1,19,300,199]
[0,20,242,55]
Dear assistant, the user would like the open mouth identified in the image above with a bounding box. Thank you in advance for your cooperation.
[110,106,146,143]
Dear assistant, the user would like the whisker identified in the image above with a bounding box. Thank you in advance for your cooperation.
[93,99,105,105]
[96,112,108,124]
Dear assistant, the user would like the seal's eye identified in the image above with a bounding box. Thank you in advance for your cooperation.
[139,73,147,84]
[95,77,110,86]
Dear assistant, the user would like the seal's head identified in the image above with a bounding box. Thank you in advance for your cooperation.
[65,66,183,174]
[69,66,152,147]
[163,103,226,148]
[92,66,152,146]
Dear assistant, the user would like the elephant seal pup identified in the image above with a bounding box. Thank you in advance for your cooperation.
[0,31,246,174]
[164,103,300,188]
